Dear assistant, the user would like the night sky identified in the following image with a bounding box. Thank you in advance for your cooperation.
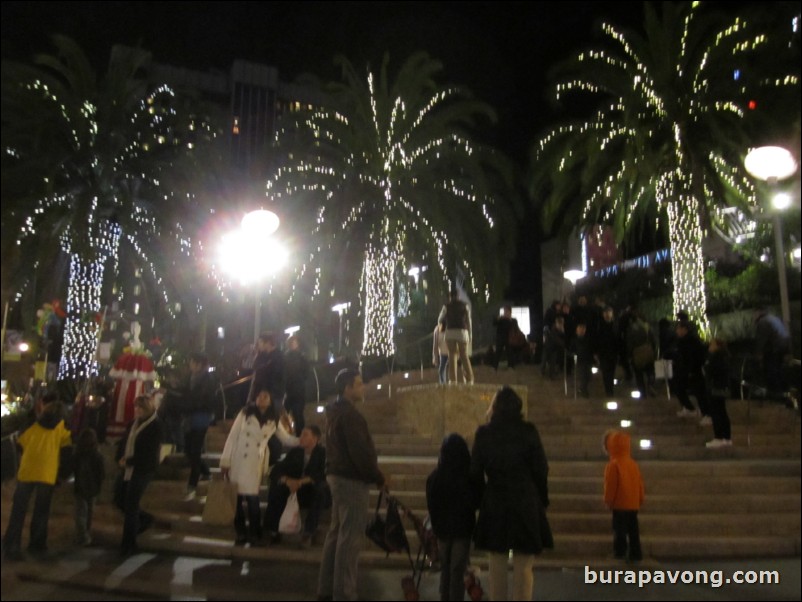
[2,1,650,164]
[0,1,764,304]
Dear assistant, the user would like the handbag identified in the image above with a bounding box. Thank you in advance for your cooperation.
[508,325,527,348]
[202,478,238,526]
[654,359,673,380]
[632,343,655,369]
[278,492,303,534]
[365,491,409,554]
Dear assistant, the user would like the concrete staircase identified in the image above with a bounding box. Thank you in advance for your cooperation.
[107,363,799,567]
[6,363,795,569]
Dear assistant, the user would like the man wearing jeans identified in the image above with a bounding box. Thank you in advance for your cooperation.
[317,369,385,601]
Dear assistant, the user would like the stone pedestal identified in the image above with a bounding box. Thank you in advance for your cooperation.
[394,383,528,445]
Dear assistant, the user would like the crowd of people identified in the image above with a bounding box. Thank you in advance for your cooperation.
[2,299,793,600]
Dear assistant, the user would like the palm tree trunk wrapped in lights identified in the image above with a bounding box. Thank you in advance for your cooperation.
[269,53,518,357]
[58,220,121,380]
[2,36,218,380]
[533,2,799,330]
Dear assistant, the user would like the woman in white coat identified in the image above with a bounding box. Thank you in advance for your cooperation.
[220,388,298,545]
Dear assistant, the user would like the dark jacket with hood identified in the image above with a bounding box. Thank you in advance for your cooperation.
[74,442,106,499]
[426,433,480,540]
[252,348,286,404]
[471,414,553,554]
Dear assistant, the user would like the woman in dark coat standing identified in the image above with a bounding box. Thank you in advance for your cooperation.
[471,386,553,601]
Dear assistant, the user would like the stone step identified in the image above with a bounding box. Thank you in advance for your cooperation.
[113,499,802,562]
[550,493,802,514]
[379,458,802,477]
[355,470,802,493]
[128,489,802,553]
[371,441,802,460]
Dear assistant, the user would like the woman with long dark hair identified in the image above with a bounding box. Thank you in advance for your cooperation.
[471,386,553,600]
[427,433,480,600]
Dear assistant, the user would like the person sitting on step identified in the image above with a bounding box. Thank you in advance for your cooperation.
[263,425,329,547]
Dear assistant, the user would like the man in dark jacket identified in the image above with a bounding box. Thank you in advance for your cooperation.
[283,335,309,436]
[673,320,709,420]
[493,305,518,370]
[596,307,619,397]
[183,353,216,500]
[570,322,594,397]
[250,332,285,405]
[754,308,791,397]
[317,369,385,601]
[263,425,329,546]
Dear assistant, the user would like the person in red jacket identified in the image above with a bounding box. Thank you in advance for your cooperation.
[603,430,644,562]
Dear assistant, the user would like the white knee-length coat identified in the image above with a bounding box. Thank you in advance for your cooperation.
[220,409,299,495]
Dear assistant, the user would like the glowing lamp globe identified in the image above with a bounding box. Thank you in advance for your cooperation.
[744,146,798,182]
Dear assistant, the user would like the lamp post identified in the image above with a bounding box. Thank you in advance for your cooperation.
[744,146,799,329]
[331,302,350,354]
[563,269,586,299]
[219,209,286,344]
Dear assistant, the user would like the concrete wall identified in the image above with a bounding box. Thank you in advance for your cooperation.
[394,383,528,445]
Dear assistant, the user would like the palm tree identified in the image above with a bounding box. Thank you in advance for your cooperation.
[1,36,217,379]
[532,2,799,329]
[268,52,517,357]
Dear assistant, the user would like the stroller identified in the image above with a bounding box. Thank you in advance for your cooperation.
[366,491,439,601]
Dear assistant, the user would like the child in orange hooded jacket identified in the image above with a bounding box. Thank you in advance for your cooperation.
[603,430,644,561]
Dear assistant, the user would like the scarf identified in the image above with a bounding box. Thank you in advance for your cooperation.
[123,411,157,481]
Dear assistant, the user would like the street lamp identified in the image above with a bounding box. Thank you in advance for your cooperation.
[219,209,286,343]
[563,269,586,286]
[331,302,351,354]
[744,145,799,329]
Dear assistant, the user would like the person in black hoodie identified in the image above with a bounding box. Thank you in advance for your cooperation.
[73,428,105,546]
[115,394,162,555]
[426,433,480,601]
[673,320,710,420]
[704,338,732,448]
[283,336,309,436]
[596,307,619,397]
[570,322,594,397]
[182,353,216,500]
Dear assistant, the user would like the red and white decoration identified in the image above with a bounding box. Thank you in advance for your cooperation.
[108,351,157,437]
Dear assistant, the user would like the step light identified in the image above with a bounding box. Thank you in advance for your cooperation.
[639,439,653,450]
[630,390,641,399]
[606,401,618,410]
[620,420,632,428]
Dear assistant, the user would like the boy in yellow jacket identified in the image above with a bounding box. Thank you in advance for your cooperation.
[603,429,644,562]
[3,397,72,560]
